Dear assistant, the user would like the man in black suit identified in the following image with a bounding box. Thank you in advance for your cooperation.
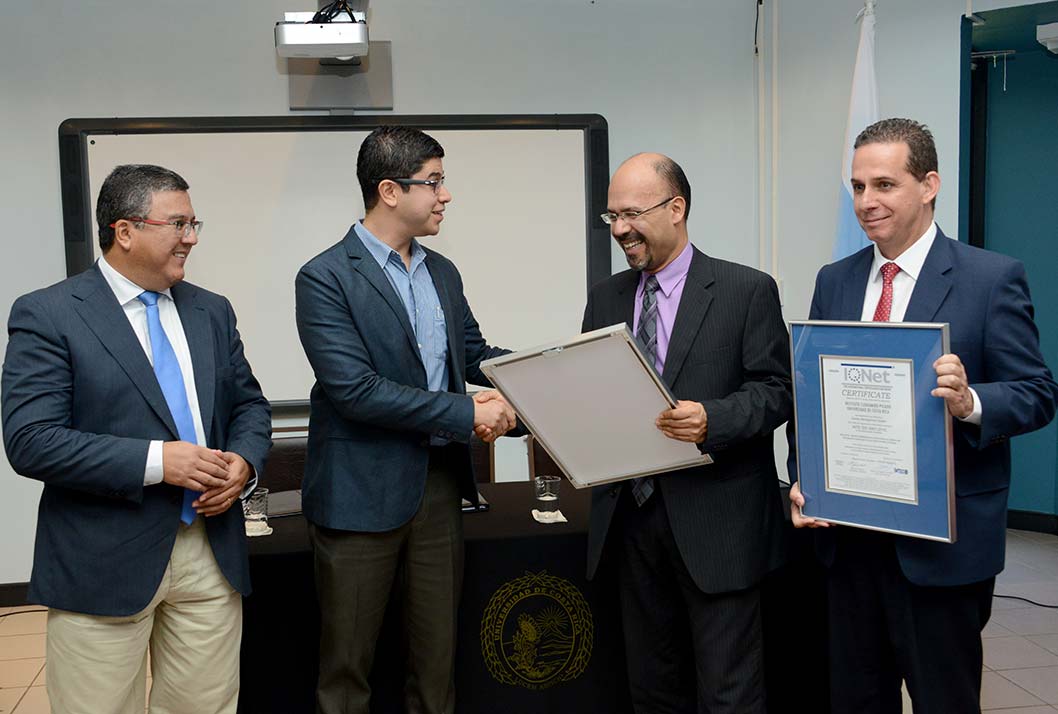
[2,164,272,713]
[582,153,791,713]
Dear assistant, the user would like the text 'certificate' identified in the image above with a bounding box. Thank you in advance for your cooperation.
[820,356,918,504]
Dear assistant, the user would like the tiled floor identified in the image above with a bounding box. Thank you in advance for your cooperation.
[0,529,1055,713]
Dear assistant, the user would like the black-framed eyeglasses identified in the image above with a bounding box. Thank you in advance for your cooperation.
[601,196,676,226]
[377,176,446,195]
[110,217,204,238]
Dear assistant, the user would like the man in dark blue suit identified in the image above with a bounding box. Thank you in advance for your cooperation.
[789,119,1058,713]
[294,126,516,714]
[2,164,272,713]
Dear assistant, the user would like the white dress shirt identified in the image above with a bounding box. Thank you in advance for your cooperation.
[97,256,207,485]
[859,222,982,424]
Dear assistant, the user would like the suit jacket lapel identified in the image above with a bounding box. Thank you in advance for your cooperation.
[662,248,714,385]
[612,271,639,328]
[424,253,465,385]
[904,229,954,322]
[838,249,874,320]
[71,267,181,439]
[172,283,216,443]
[344,229,421,361]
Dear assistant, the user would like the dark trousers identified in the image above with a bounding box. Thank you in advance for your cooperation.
[309,450,464,714]
[827,528,995,714]
[614,487,766,714]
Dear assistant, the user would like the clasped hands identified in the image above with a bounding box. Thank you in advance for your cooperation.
[161,441,251,517]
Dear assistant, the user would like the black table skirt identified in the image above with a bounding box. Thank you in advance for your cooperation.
[239,482,828,713]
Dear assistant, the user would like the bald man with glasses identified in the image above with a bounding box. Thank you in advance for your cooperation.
[582,153,791,714]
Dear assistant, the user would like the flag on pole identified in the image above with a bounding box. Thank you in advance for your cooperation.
[833,0,879,260]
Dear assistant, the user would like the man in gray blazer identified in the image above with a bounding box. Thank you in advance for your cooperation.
[2,164,271,714]
[295,126,516,714]
[581,153,791,713]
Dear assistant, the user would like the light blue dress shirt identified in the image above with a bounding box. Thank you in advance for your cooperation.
[354,221,450,395]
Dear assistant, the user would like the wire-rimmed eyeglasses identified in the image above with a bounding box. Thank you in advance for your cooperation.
[601,196,676,226]
[110,217,204,238]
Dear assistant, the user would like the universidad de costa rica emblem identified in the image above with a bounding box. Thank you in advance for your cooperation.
[479,571,593,689]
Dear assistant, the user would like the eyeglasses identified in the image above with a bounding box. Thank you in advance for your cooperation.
[111,217,204,238]
[601,196,676,226]
[377,176,446,195]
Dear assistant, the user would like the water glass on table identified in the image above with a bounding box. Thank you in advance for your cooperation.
[534,475,561,513]
[243,487,271,536]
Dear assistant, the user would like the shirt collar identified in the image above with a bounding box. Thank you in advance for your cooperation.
[354,221,425,272]
[97,254,173,305]
[640,241,693,298]
[870,222,937,284]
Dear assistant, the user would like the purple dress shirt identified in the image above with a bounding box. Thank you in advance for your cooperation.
[632,242,693,373]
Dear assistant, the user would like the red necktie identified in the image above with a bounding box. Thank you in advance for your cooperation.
[872,262,901,322]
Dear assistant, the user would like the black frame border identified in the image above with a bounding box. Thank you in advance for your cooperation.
[58,114,612,292]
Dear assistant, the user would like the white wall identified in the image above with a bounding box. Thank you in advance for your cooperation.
[0,0,1046,585]
[0,0,761,584]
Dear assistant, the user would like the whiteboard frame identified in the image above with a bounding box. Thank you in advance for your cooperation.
[57,114,612,409]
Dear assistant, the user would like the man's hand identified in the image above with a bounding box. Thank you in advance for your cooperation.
[162,441,229,492]
[473,390,516,443]
[931,353,974,419]
[656,400,708,443]
[789,481,831,529]
[194,452,252,517]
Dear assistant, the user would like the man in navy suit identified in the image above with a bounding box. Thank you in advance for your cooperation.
[2,164,272,713]
[295,126,516,714]
[789,118,1058,713]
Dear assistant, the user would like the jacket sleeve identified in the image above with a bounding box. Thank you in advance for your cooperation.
[217,297,272,478]
[966,259,1058,449]
[2,293,148,502]
[699,275,793,453]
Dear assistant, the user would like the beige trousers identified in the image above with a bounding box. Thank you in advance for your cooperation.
[46,518,242,714]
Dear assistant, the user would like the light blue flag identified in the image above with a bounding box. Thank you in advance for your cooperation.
[833,0,879,261]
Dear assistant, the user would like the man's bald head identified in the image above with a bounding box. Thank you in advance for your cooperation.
[614,153,692,222]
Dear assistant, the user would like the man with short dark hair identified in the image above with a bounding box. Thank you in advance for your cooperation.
[295,126,516,714]
[2,163,272,714]
[583,152,791,713]
[789,118,1058,713]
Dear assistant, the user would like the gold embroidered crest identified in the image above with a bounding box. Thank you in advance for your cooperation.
[480,571,593,689]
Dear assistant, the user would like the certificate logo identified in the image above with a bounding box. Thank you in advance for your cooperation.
[480,571,593,689]
[843,365,892,384]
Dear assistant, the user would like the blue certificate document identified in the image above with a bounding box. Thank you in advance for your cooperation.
[791,321,955,542]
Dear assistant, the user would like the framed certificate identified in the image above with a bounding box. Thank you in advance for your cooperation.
[790,320,955,542]
[480,324,711,489]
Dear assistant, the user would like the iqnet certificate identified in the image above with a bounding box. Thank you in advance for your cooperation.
[819,356,918,504]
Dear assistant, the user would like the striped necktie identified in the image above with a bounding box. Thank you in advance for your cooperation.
[631,275,661,506]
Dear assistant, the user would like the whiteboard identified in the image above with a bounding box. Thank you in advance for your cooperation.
[59,116,611,405]
[481,325,711,489]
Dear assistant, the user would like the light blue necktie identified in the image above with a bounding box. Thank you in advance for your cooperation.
[138,291,198,524]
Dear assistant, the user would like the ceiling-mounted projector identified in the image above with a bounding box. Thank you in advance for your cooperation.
[276,1,369,60]
[1038,22,1058,54]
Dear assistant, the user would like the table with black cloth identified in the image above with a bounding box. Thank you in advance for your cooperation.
[239,482,827,713]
